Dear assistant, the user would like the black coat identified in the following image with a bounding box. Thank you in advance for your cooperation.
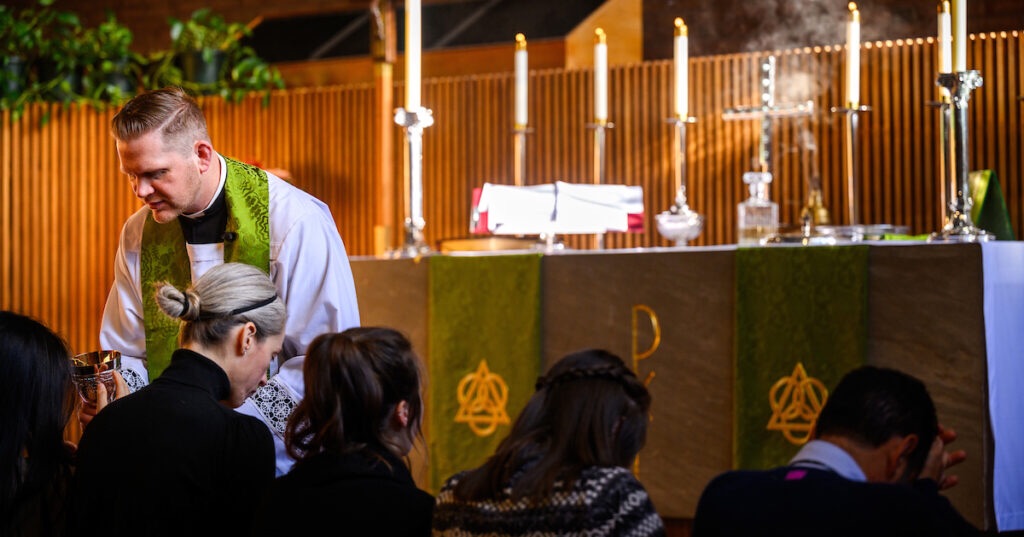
[68,349,275,537]
[252,446,434,537]
[693,466,982,537]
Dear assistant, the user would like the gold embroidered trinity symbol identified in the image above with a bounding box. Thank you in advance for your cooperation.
[455,359,511,437]
[766,362,829,445]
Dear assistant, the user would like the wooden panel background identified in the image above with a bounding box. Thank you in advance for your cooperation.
[1,31,1022,353]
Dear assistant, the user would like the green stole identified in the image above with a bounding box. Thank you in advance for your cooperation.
[140,157,271,380]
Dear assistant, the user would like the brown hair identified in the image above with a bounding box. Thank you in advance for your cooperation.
[285,327,424,463]
[453,348,651,502]
[110,86,210,155]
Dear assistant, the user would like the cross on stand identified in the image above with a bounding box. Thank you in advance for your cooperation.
[722,56,814,176]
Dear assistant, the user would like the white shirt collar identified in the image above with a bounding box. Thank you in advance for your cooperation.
[182,154,227,219]
[789,439,868,482]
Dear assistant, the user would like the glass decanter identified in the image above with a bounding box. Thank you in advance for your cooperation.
[737,171,779,245]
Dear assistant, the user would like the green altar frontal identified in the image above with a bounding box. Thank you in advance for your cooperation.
[350,243,990,528]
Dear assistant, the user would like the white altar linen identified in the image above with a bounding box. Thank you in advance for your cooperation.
[472,181,644,235]
[981,242,1024,531]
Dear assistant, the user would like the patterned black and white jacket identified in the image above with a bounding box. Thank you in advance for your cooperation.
[432,465,666,537]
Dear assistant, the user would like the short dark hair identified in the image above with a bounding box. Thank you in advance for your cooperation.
[285,327,423,462]
[454,348,651,502]
[814,366,938,477]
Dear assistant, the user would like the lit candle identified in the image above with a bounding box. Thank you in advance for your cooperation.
[514,33,528,128]
[405,0,422,110]
[938,1,952,73]
[673,18,689,119]
[594,28,608,123]
[952,0,966,71]
[845,3,860,108]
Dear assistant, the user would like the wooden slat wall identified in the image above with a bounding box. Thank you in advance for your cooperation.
[1,31,1022,352]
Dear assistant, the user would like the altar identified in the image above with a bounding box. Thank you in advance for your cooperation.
[350,242,1023,530]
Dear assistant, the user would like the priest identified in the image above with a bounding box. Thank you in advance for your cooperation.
[89,86,360,475]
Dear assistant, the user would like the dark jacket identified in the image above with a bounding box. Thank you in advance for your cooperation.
[693,465,981,537]
[68,349,275,537]
[252,446,433,537]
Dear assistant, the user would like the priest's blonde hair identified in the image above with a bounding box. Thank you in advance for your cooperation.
[111,86,210,156]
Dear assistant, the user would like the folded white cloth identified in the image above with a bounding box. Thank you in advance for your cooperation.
[554,181,644,233]
[476,183,556,235]
[474,181,643,235]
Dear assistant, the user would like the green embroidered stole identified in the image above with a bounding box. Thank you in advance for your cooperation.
[140,157,271,379]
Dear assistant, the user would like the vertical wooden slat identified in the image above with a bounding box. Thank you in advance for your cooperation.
[3,32,1024,351]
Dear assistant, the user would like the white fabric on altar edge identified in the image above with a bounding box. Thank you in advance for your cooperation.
[981,241,1024,531]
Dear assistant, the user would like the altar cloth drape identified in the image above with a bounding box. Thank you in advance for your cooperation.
[981,242,1024,531]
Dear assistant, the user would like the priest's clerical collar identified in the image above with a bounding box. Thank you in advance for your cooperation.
[178,155,229,244]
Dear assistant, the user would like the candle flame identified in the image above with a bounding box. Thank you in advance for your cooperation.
[515,33,527,50]
[674,17,688,37]
[595,28,606,44]
[939,0,950,14]
[848,2,859,22]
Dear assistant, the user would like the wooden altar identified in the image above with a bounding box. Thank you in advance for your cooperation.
[351,242,994,529]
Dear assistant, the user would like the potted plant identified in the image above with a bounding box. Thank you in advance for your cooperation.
[35,7,85,102]
[0,7,26,102]
[168,8,248,87]
[163,8,284,105]
[80,11,141,104]
[0,0,66,118]
[221,44,285,106]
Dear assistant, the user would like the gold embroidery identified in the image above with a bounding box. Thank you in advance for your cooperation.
[630,305,660,476]
[631,304,660,387]
[455,360,511,437]
[766,363,829,445]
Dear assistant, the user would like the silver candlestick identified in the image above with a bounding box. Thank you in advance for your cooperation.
[929,70,993,242]
[588,120,614,250]
[829,104,871,225]
[656,116,704,245]
[393,106,435,257]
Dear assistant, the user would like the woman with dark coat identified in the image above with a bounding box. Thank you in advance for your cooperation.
[252,326,433,537]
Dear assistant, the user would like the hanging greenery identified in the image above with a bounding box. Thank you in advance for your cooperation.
[1,3,285,123]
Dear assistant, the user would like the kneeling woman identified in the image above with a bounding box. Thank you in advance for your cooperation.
[70,263,285,537]
[252,327,433,537]
[433,348,665,537]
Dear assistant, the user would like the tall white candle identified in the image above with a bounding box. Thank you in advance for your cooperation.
[845,2,861,107]
[952,0,966,71]
[673,18,689,119]
[405,0,422,110]
[938,1,952,73]
[594,28,608,123]
[514,33,528,128]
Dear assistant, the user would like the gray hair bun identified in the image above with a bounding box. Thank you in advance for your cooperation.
[154,283,201,321]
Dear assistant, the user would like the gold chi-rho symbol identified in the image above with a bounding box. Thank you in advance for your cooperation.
[766,362,828,445]
[455,359,511,437]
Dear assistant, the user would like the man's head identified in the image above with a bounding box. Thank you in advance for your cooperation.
[813,366,939,483]
[111,87,217,223]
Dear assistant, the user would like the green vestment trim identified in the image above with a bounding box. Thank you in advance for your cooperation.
[427,254,543,493]
[734,246,868,470]
[140,157,270,379]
